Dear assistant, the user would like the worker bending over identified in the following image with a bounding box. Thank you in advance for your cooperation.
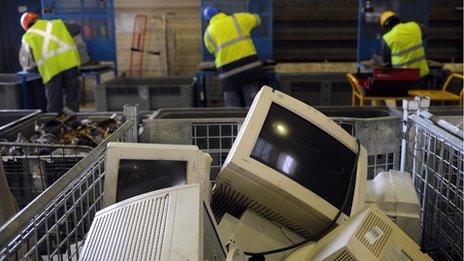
[380,11,430,83]
[19,12,81,113]
[203,6,267,107]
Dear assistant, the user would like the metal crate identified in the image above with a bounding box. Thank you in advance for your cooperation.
[95,76,196,111]
[0,142,92,209]
[401,98,463,260]
[143,106,403,180]
[0,112,142,141]
[0,110,144,210]
[0,110,41,133]
[0,119,137,260]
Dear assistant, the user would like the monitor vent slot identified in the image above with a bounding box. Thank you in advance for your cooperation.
[389,232,425,260]
[334,250,355,261]
[81,194,171,260]
[212,183,311,238]
[355,212,393,257]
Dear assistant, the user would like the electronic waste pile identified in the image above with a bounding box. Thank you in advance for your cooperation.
[77,87,434,261]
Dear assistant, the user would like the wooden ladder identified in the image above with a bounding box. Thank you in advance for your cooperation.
[128,15,148,77]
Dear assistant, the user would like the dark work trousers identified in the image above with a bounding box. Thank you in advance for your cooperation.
[224,82,262,107]
[44,67,80,113]
[221,67,267,107]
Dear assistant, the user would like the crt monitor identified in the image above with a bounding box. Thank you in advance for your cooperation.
[103,142,212,207]
[286,204,431,261]
[365,170,421,243]
[81,184,227,261]
[213,86,367,238]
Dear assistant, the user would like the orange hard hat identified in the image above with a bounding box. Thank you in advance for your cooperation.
[20,12,39,30]
[379,10,397,27]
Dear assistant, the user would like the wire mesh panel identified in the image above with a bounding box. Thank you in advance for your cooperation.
[402,103,463,260]
[1,143,92,209]
[192,122,239,179]
[331,118,401,179]
[409,127,463,260]
[0,120,135,261]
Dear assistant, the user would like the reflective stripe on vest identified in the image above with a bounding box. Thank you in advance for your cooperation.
[28,23,76,66]
[391,43,424,57]
[392,55,427,68]
[218,60,262,79]
[206,16,252,54]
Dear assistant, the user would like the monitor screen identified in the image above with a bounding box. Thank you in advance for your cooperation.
[250,103,357,215]
[116,159,187,202]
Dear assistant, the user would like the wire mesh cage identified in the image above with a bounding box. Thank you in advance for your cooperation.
[0,119,136,261]
[0,142,92,210]
[401,98,463,260]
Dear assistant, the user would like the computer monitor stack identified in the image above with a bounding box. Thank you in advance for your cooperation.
[212,86,368,238]
[80,86,428,260]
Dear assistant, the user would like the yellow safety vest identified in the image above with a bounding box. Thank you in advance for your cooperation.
[383,22,429,77]
[204,13,260,68]
[23,19,80,84]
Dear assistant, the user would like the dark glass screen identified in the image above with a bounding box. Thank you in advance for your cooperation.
[250,103,357,215]
[116,159,187,202]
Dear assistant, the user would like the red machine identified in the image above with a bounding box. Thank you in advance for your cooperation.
[372,68,420,81]
[356,68,420,97]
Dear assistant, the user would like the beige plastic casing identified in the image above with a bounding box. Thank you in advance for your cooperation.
[286,205,432,261]
[215,86,367,237]
[218,210,304,261]
[81,184,203,260]
[103,142,212,208]
[365,170,421,243]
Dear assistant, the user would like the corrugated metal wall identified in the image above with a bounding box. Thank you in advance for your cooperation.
[274,0,463,63]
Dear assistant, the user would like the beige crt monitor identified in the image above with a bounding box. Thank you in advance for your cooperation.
[81,184,226,261]
[214,86,367,238]
[286,205,431,261]
[365,170,421,243]
[103,142,212,207]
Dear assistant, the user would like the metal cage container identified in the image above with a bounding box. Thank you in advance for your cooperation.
[401,98,463,260]
[142,106,403,180]
[0,116,138,260]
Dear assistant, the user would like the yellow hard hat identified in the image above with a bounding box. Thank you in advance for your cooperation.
[379,10,397,27]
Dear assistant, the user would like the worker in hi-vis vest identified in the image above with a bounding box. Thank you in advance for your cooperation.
[19,12,81,113]
[379,11,430,82]
[203,6,267,107]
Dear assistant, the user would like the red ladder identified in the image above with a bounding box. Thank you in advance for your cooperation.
[128,15,148,77]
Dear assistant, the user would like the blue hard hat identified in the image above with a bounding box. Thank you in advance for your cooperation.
[203,6,219,22]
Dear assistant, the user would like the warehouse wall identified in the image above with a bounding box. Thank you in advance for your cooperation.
[114,0,200,76]
[273,0,463,63]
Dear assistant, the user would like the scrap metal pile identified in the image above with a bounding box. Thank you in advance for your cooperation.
[35,114,121,147]
[1,113,122,156]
